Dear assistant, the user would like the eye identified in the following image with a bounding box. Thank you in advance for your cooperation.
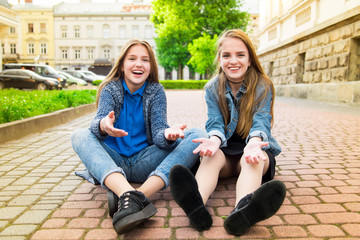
[222,54,229,58]
[143,58,150,62]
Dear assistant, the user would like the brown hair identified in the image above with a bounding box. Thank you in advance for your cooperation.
[96,39,159,107]
[214,29,275,138]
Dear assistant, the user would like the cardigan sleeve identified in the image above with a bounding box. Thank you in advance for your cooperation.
[89,86,117,140]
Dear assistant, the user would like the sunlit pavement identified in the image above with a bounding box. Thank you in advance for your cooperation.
[0,90,359,240]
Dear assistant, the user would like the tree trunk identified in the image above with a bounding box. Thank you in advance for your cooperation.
[177,64,183,80]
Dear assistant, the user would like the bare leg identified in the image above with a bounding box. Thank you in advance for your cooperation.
[235,151,270,205]
[195,150,228,204]
[104,172,135,197]
[137,175,165,198]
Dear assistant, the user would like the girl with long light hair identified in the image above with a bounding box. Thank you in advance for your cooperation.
[169,29,286,236]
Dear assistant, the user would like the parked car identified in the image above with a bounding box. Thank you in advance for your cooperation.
[58,71,87,86]
[0,69,60,90]
[63,70,94,84]
[80,70,106,80]
[4,63,67,88]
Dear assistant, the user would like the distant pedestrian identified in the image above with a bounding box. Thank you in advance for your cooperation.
[71,39,207,235]
[169,29,286,236]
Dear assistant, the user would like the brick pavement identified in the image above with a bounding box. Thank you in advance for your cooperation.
[0,90,359,240]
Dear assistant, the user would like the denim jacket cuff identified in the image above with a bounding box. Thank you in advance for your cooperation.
[246,130,269,143]
[208,130,226,148]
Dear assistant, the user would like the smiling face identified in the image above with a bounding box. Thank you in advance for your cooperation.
[121,44,151,93]
[218,37,251,84]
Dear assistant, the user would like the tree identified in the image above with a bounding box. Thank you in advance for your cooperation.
[151,0,250,78]
[187,33,217,78]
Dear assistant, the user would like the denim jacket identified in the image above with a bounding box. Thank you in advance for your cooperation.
[205,77,281,156]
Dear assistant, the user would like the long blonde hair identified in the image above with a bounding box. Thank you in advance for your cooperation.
[214,29,275,138]
[96,39,159,107]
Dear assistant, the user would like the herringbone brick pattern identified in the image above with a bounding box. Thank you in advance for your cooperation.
[0,90,359,240]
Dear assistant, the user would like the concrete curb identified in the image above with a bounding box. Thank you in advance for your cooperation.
[0,103,96,144]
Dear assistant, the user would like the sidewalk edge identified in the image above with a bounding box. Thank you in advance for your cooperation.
[0,103,96,144]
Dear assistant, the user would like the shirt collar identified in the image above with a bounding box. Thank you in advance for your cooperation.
[122,79,147,96]
[225,80,247,96]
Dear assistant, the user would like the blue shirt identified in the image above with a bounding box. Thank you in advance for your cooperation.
[104,80,148,157]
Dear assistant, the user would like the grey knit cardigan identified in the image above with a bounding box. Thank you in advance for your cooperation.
[89,79,176,149]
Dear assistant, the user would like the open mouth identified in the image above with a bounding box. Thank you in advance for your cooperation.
[132,70,144,76]
[229,67,240,71]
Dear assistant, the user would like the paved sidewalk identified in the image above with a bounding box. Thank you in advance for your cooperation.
[0,90,359,240]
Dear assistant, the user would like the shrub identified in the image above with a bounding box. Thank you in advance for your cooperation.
[0,89,96,124]
[160,80,208,89]
[92,80,103,86]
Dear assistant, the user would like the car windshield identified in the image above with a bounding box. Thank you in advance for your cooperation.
[82,71,96,76]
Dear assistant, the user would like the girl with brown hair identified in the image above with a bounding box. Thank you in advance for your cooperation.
[71,39,207,235]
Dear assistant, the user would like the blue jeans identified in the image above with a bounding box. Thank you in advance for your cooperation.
[71,128,207,189]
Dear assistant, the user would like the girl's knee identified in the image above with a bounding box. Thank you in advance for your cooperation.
[240,156,267,172]
[186,128,208,139]
[71,129,91,147]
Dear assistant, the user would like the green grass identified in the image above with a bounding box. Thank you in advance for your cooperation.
[0,89,97,124]
[0,80,208,124]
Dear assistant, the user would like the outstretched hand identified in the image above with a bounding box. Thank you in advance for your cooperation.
[164,124,187,141]
[243,140,269,164]
[99,111,128,137]
[192,136,221,157]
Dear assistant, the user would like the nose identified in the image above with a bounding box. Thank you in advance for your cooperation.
[229,55,237,64]
[135,58,142,67]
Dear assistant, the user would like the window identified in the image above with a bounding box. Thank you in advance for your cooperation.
[75,49,81,59]
[40,23,46,33]
[145,25,152,39]
[28,43,35,54]
[28,23,34,33]
[61,49,68,59]
[61,26,67,38]
[9,27,15,33]
[10,44,16,54]
[86,25,94,39]
[132,25,139,38]
[104,48,111,59]
[74,26,80,38]
[2,44,5,54]
[103,25,110,39]
[40,43,47,54]
[118,25,126,38]
[88,48,94,60]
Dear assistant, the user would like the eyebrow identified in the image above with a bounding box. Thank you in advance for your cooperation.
[127,54,150,58]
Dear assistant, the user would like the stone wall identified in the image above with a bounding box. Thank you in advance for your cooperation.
[259,16,360,105]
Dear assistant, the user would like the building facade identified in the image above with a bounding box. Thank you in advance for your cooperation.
[0,0,18,70]
[257,0,360,105]
[11,3,55,66]
[53,1,162,75]
[258,0,360,105]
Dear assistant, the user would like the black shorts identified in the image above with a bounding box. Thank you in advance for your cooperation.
[225,149,276,183]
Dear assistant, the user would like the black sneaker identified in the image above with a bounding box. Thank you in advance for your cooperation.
[107,190,119,218]
[169,164,212,231]
[224,180,286,236]
[112,190,157,235]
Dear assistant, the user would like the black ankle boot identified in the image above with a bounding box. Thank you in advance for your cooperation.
[112,190,157,235]
[224,180,286,236]
[107,190,119,218]
[169,164,212,231]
